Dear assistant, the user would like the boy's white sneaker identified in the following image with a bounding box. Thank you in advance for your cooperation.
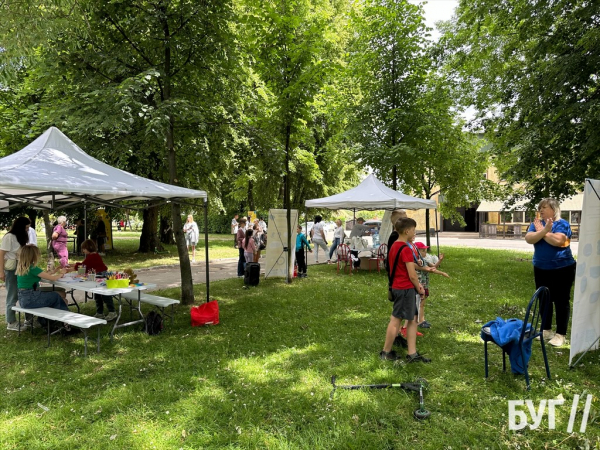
[104,312,118,321]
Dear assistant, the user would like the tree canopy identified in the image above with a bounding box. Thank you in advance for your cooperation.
[3,0,568,244]
[439,0,600,202]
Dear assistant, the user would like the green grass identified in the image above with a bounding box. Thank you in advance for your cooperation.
[1,247,599,449]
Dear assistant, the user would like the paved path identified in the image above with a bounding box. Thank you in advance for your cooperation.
[0,234,579,313]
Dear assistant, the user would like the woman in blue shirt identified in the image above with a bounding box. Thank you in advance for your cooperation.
[525,198,576,347]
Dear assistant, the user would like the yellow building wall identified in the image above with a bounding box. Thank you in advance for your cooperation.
[405,192,442,232]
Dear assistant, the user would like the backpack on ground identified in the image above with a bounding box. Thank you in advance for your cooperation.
[244,262,260,286]
[145,310,163,335]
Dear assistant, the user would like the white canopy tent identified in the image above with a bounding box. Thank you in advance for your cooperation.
[305,174,436,211]
[0,127,210,301]
[0,127,206,209]
[305,174,439,252]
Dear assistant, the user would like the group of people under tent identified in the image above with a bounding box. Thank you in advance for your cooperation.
[1,216,117,332]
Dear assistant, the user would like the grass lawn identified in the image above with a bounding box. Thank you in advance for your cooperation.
[1,247,599,449]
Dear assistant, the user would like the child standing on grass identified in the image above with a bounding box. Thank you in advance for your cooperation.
[414,242,449,329]
[74,239,116,321]
[398,233,436,339]
[381,218,431,363]
[296,225,312,278]
[242,229,257,269]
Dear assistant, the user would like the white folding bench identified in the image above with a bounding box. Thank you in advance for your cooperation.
[12,306,107,356]
[121,292,180,324]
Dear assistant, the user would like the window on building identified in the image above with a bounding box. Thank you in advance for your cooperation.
[525,211,537,223]
[512,211,524,223]
[571,211,581,224]
[501,212,513,223]
[561,211,570,222]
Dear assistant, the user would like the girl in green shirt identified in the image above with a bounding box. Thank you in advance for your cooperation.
[16,245,70,329]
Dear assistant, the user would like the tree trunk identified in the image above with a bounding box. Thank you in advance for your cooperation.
[247,179,255,211]
[160,215,174,244]
[285,124,292,284]
[162,12,195,305]
[138,204,160,252]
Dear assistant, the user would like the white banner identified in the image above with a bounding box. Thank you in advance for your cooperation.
[570,179,600,364]
[265,209,298,279]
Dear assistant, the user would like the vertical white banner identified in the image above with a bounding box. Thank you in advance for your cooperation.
[265,209,298,279]
[379,210,393,248]
[570,179,600,364]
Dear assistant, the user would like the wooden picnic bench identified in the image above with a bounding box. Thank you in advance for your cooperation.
[12,306,107,356]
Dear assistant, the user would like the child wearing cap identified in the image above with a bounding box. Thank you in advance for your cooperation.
[414,242,449,329]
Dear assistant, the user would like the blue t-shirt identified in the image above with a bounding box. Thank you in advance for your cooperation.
[527,219,575,270]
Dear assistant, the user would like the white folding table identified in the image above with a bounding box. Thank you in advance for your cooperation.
[50,279,157,340]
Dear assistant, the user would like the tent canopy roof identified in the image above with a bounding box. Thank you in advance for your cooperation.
[305,174,437,210]
[0,127,206,210]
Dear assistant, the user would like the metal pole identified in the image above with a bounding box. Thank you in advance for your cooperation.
[204,197,210,303]
[305,207,308,276]
[435,209,440,258]
[83,201,87,250]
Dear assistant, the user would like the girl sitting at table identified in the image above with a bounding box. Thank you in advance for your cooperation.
[15,245,72,330]
[74,239,116,321]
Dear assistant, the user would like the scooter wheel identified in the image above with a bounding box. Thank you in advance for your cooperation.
[414,408,431,420]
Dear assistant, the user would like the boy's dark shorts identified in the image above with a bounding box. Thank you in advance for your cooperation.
[391,288,418,320]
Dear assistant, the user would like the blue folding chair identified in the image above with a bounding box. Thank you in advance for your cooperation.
[482,287,551,390]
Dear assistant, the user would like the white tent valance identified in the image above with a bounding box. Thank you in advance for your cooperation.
[305,174,436,210]
[0,127,206,210]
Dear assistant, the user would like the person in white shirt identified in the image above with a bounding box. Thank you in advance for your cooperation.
[258,217,267,233]
[0,217,31,330]
[311,215,329,263]
[183,215,199,262]
[231,214,239,248]
[328,219,345,263]
[27,225,37,246]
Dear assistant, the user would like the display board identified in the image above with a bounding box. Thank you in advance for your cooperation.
[265,209,298,279]
[570,179,600,364]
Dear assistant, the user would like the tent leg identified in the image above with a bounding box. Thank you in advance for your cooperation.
[204,198,210,303]
[83,201,87,252]
[305,207,308,276]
